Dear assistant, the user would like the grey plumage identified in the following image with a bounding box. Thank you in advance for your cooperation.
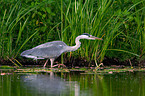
[21,41,67,59]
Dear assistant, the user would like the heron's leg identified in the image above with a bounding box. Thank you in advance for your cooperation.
[50,58,55,68]
[43,59,48,68]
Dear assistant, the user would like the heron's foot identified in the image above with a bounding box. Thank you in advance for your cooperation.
[51,64,66,68]
[57,64,66,68]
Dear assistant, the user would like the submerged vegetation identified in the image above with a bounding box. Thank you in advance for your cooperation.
[0,0,145,66]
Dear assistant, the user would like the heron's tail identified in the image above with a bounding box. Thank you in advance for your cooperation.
[21,49,33,56]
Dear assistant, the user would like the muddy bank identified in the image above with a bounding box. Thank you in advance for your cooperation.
[0,56,144,68]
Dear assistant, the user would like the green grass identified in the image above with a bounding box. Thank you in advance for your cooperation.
[58,0,145,65]
[0,0,53,59]
[0,0,145,66]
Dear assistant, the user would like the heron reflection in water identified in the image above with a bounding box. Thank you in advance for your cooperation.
[21,72,71,95]
[21,33,103,68]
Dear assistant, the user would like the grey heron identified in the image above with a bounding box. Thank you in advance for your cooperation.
[21,33,103,68]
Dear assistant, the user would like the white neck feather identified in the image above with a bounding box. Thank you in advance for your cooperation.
[66,36,82,52]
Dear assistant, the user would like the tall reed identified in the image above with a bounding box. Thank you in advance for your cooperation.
[57,0,145,65]
[0,1,52,59]
[0,0,145,66]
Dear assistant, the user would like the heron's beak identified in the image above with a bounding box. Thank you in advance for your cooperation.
[90,36,103,40]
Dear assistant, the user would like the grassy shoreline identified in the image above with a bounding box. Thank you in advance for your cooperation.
[1,65,145,75]
[0,0,145,67]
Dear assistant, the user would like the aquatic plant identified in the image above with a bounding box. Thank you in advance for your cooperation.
[58,0,145,65]
[0,0,145,66]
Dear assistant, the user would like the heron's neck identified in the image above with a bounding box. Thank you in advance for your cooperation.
[67,36,81,52]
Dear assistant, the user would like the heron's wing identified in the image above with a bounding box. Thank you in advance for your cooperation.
[21,42,67,59]
[32,41,67,49]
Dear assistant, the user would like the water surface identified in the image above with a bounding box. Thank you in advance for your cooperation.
[0,71,145,96]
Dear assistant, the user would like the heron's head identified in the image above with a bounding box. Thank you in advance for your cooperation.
[80,33,103,40]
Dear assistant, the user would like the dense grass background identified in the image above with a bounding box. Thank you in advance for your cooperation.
[0,0,145,66]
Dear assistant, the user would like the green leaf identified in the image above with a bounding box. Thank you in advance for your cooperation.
[46,7,51,13]
[42,14,46,18]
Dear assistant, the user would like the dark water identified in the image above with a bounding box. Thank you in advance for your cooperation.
[0,71,145,96]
